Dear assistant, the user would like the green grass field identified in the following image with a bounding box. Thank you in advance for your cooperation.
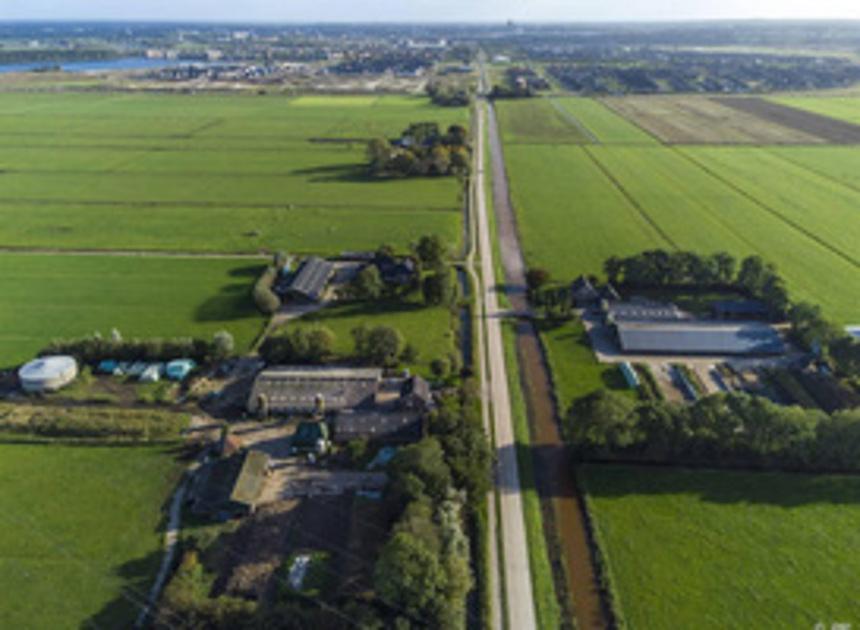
[0,92,467,254]
[771,95,860,125]
[500,136,860,323]
[552,98,658,144]
[538,319,632,414]
[283,297,458,378]
[0,443,181,629]
[582,465,860,629]
[0,253,266,367]
[0,203,460,255]
[495,98,590,145]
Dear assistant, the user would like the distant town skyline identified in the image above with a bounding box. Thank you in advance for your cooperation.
[2,0,860,23]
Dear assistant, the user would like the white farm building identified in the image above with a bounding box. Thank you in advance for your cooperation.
[18,356,78,393]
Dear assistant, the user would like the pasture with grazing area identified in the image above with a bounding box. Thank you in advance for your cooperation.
[0,92,467,254]
[497,105,860,324]
[551,98,658,144]
[0,92,469,365]
[273,298,458,378]
[495,98,591,144]
[581,465,860,629]
[0,253,266,367]
[0,443,182,629]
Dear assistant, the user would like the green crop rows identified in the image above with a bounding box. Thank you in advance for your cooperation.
[498,97,860,324]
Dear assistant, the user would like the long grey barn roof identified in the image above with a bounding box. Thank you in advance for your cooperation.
[617,321,784,355]
[248,366,383,413]
[608,300,691,322]
[287,256,334,301]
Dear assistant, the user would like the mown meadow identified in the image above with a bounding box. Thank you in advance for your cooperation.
[0,92,469,362]
[0,253,267,366]
[0,93,466,254]
[581,465,860,629]
[497,97,860,324]
[0,443,182,629]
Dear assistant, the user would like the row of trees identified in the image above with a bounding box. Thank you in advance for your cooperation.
[604,250,790,315]
[426,80,471,107]
[252,264,281,315]
[347,236,457,307]
[374,384,491,628]
[41,330,233,364]
[260,324,415,368]
[367,123,470,178]
[568,389,860,472]
[487,83,535,99]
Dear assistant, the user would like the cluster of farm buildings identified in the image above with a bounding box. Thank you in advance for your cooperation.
[572,276,784,357]
[189,366,433,519]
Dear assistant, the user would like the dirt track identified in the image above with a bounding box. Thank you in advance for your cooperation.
[713,96,860,144]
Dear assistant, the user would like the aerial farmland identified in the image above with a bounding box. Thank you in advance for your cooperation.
[496,95,860,324]
[0,92,468,364]
[3,17,860,630]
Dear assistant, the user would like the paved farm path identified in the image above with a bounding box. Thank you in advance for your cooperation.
[474,93,538,630]
[466,97,503,630]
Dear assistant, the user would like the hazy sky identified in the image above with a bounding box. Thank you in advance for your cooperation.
[2,0,860,23]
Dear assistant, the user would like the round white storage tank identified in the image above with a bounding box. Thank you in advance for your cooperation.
[18,356,78,393]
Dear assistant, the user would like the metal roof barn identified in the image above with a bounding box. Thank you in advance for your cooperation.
[616,321,785,355]
[18,355,78,393]
[285,256,334,302]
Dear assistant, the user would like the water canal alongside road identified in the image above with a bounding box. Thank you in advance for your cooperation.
[486,100,611,630]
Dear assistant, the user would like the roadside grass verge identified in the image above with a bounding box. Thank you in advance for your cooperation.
[501,321,562,630]
[538,318,634,416]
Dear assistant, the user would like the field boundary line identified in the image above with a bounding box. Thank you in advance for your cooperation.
[673,148,860,269]
[547,98,600,144]
[0,196,460,213]
[0,247,268,259]
[580,145,679,250]
[597,97,667,145]
[762,147,860,197]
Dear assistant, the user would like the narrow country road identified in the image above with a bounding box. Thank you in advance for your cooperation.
[473,95,538,630]
[465,111,503,629]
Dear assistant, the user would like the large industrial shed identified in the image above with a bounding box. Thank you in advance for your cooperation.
[616,321,785,355]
